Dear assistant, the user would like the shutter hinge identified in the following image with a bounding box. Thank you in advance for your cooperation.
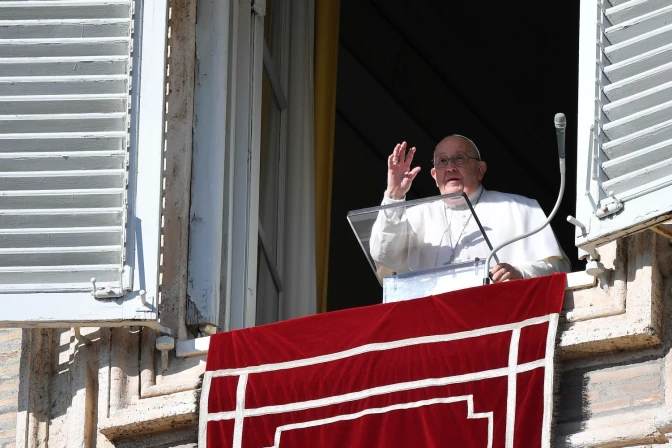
[252,0,266,16]
[595,195,623,219]
[122,265,133,291]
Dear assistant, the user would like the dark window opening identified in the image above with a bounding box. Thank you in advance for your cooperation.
[327,0,581,311]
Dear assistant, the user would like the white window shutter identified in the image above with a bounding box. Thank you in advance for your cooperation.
[576,0,672,251]
[0,0,168,327]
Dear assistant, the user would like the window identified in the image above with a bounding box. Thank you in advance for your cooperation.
[223,0,292,330]
[186,0,314,334]
[575,0,672,254]
[0,0,168,327]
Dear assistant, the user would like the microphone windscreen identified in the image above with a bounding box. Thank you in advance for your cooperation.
[554,113,567,129]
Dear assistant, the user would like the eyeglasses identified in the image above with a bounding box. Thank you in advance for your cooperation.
[432,153,480,169]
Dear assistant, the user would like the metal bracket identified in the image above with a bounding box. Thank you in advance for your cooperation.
[144,320,172,336]
[135,290,155,312]
[156,336,175,372]
[586,259,606,276]
[90,277,124,299]
[74,328,92,346]
[578,246,607,277]
[567,215,587,236]
[595,195,623,219]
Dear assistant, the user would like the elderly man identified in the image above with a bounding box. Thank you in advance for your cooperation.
[369,136,570,282]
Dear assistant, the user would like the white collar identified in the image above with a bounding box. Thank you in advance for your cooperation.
[444,185,484,210]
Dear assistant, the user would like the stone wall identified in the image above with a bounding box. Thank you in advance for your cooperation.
[0,329,21,448]
[560,361,664,423]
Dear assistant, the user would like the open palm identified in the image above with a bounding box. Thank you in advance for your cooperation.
[387,142,421,199]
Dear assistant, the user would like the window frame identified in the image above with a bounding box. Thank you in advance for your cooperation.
[228,0,265,330]
[226,0,293,330]
[256,0,291,325]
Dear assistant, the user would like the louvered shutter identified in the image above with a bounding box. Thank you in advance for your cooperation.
[0,0,167,326]
[575,0,672,251]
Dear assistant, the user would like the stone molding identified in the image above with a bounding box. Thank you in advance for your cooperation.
[560,231,666,359]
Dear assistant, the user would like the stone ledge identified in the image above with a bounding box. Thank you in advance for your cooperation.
[560,316,662,359]
[556,407,668,447]
[99,389,199,441]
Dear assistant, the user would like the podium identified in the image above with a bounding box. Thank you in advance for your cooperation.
[347,192,497,303]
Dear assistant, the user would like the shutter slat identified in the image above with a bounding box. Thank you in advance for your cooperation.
[0,112,125,133]
[0,266,120,286]
[0,60,127,77]
[603,61,672,102]
[0,189,124,209]
[0,246,121,267]
[0,209,123,228]
[604,43,672,82]
[602,138,672,178]
[602,158,672,194]
[604,23,672,63]
[602,99,672,139]
[603,80,672,120]
[0,79,128,95]
[0,134,124,152]
[604,4,672,44]
[0,98,126,114]
[0,21,130,39]
[605,0,672,25]
[0,227,121,248]
[602,117,672,158]
[0,169,124,190]
[0,3,131,21]
[0,152,125,171]
[0,0,132,293]
[0,40,130,58]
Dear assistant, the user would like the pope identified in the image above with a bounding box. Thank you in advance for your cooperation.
[369,136,571,282]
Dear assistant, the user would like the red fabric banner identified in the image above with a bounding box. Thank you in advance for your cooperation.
[201,274,566,448]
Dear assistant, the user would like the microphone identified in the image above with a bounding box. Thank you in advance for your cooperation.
[483,113,568,284]
[554,113,566,159]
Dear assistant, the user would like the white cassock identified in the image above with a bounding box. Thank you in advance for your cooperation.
[369,185,571,278]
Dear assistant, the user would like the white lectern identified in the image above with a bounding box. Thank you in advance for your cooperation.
[347,192,498,303]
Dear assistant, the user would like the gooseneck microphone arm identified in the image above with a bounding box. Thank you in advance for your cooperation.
[482,113,567,285]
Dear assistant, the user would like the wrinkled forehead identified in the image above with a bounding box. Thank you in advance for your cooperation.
[434,135,481,159]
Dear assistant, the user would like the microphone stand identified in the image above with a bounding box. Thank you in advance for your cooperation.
[483,113,567,285]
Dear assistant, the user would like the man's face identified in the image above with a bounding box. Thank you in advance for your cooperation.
[430,137,487,196]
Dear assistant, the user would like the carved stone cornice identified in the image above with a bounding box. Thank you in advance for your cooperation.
[560,231,666,359]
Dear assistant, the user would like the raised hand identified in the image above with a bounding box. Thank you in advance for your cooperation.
[386,142,421,200]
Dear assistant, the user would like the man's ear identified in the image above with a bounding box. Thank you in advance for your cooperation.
[477,161,487,181]
[431,167,437,183]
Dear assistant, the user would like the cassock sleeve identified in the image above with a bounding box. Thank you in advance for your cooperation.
[369,193,411,273]
[514,256,571,279]
[499,193,572,278]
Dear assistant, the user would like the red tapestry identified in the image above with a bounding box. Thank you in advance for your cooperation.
[200,273,566,448]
